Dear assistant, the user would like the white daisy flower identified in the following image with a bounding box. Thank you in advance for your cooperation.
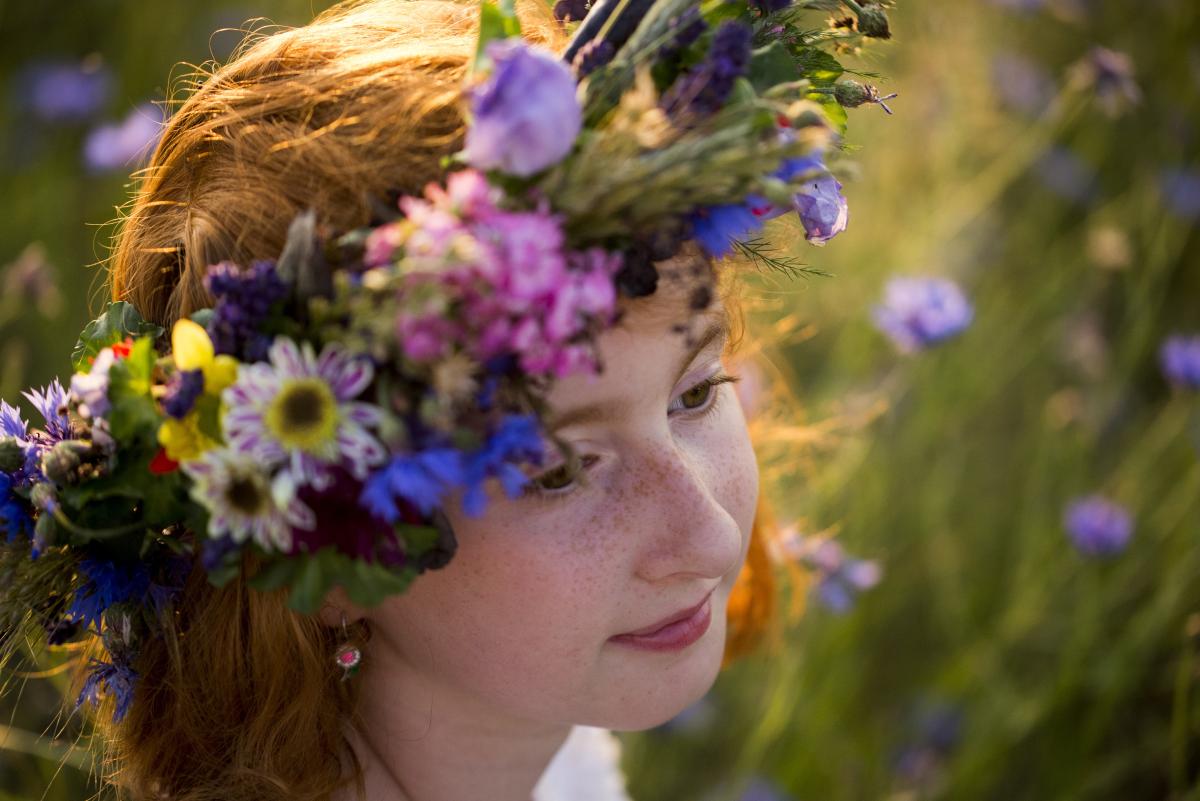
[222,337,386,490]
[184,449,315,552]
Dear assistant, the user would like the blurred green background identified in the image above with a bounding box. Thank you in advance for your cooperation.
[2,1,1198,799]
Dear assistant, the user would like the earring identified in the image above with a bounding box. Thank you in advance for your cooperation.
[333,613,363,681]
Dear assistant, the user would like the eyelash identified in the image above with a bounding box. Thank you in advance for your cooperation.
[519,371,742,503]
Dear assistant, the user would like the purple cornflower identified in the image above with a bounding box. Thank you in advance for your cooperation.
[1067,46,1141,118]
[1064,495,1133,557]
[1160,168,1200,221]
[204,260,288,362]
[661,21,753,121]
[1159,334,1200,389]
[656,7,708,63]
[83,102,165,172]
[872,277,974,353]
[161,369,205,419]
[22,58,112,122]
[67,557,153,631]
[464,40,582,177]
[991,52,1055,117]
[76,656,138,723]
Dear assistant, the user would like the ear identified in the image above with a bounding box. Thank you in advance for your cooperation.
[316,584,368,628]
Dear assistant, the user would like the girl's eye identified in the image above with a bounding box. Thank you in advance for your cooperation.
[671,371,741,417]
[523,454,599,499]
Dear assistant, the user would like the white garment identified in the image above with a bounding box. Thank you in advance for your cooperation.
[532,726,633,801]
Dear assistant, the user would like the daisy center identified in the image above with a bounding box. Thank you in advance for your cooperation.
[265,377,339,453]
[225,474,269,517]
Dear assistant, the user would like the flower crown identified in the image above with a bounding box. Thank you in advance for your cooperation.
[0,0,894,722]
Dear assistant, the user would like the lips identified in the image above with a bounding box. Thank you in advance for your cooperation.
[616,589,714,638]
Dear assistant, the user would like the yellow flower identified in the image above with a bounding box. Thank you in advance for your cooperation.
[158,416,218,463]
[171,318,239,394]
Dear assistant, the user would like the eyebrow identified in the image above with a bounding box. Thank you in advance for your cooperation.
[545,311,730,432]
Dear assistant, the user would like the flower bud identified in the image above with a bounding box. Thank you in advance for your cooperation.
[33,512,59,554]
[833,80,871,108]
[41,440,91,485]
[854,4,891,39]
[0,436,23,473]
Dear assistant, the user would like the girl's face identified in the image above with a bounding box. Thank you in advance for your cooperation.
[357,276,759,732]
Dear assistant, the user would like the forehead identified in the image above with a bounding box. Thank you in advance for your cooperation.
[540,250,730,430]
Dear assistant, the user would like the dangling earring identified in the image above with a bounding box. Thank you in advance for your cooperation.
[333,613,363,681]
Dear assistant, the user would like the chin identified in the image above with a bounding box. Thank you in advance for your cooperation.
[593,610,729,732]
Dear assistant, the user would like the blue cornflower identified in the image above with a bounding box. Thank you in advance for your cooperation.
[23,379,71,441]
[1064,495,1132,558]
[689,203,767,259]
[67,557,152,632]
[460,414,544,517]
[204,260,288,362]
[661,21,753,121]
[0,472,33,543]
[361,447,466,521]
[76,656,139,723]
[0,400,27,439]
[872,276,974,353]
[1160,168,1200,221]
[1160,334,1200,389]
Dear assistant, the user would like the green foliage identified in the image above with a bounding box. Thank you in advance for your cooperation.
[70,302,162,373]
[470,0,521,77]
[248,545,421,614]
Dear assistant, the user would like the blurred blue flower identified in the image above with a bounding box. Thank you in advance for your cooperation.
[1064,495,1133,558]
[21,57,112,122]
[23,379,71,441]
[76,656,138,722]
[204,259,289,362]
[83,102,165,173]
[67,557,153,631]
[738,777,793,801]
[1034,146,1098,204]
[161,369,205,420]
[1067,46,1141,118]
[464,39,582,177]
[2,242,62,319]
[361,447,466,521]
[990,52,1054,116]
[0,472,33,543]
[1159,334,1200,389]
[871,276,974,354]
[461,414,544,517]
[776,527,882,613]
[689,202,767,259]
[1159,168,1200,221]
[892,698,965,787]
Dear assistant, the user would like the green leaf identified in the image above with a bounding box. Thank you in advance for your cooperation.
[470,0,521,77]
[247,556,302,593]
[397,524,441,558]
[749,42,798,94]
[105,337,162,442]
[794,47,844,86]
[189,308,215,329]
[71,302,163,373]
[809,92,848,137]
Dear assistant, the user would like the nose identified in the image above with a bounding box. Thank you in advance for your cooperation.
[627,434,746,585]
